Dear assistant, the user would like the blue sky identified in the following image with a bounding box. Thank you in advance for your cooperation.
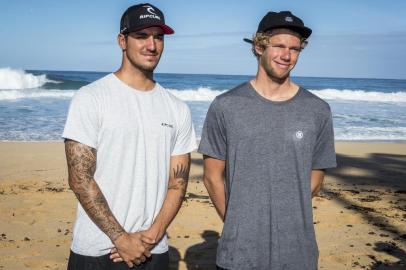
[1,0,406,79]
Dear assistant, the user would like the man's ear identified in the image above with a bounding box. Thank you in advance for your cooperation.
[117,34,127,51]
[254,43,264,57]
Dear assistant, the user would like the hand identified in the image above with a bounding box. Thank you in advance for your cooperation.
[111,232,155,267]
[140,227,162,250]
[110,228,162,264]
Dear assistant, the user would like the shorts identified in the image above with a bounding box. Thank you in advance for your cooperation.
[67,250,169,270]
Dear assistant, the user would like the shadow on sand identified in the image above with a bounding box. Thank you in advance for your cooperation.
[169,246,181,270]
[322,152,406,268]
[184,230,219,270]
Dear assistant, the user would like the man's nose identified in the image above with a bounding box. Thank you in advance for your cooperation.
[280,48,291,61]
[146,36,156,51]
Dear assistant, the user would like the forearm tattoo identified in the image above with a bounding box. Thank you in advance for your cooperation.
[65,140,125,241]
[168,158,191,192]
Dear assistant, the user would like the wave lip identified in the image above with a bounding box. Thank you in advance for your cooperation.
[310,89,406,103]
[0,68,59,90]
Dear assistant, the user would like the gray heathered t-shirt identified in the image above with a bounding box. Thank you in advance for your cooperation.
[198,82,337,270]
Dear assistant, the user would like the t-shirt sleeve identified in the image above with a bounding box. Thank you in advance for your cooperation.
[198,98,227,160]
[62,90,99,149]
[171,104,197,156]
[312,107,337,169]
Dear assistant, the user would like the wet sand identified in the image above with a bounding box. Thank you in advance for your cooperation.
[0,142,405,269]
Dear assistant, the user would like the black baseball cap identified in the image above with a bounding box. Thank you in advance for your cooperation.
[243,11,312,43]
[120,3,174,35]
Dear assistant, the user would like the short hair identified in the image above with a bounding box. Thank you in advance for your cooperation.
[251,28,309,58]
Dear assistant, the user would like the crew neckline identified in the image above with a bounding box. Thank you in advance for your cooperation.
[111,73,159,95]
[247,81,302,105]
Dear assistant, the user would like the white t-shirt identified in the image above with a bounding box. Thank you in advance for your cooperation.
[63,73,197,256]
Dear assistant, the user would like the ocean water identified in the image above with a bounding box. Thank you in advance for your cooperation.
[0,68,405,141]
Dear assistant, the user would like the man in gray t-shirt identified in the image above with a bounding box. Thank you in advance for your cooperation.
[198,11,336,270]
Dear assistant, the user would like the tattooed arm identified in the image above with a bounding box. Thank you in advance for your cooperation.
[65,139,124,240]
[65,139,153,268]
[142,153,191,244]
[110,153,191,263]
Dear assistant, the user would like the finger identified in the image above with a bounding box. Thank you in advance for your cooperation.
[143,249,152,257]
[126,261,134,268]
[133,255,146,263]
[113,257,124,263]
[109,252,121,260]
[110,247,117,253]
[141,235,155,245]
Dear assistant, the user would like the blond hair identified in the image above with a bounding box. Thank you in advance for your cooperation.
[251,28,308,58]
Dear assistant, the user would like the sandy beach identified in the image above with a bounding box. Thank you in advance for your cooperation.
[0,142,405,270]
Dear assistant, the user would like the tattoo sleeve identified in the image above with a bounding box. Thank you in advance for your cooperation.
[65,139,125,241]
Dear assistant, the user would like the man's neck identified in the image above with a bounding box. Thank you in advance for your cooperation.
[251,72,299,102]
[114,66,155,91]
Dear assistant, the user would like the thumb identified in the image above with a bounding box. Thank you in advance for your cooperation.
[141,235,156,244]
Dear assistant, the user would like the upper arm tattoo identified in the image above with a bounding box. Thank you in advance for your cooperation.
[65,139,96,188]
[173,164,189,181]
[64,139,124,241]
[168,155,191,191]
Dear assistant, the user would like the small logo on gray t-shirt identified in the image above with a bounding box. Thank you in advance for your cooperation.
[295,130,304,139]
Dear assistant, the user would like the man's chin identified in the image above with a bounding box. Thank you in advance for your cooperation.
[138,63,159,73]
[128,58,159,73]
[266,70,290,82]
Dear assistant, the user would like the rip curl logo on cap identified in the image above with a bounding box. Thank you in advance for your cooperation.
[143,5,157,16]
[140,5,161,20]
[295,130,303,139]
[285,16,294,22]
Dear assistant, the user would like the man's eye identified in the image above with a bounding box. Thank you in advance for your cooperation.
[154,34,164,40]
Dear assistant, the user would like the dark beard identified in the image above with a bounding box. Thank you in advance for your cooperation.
[126,50,160,76]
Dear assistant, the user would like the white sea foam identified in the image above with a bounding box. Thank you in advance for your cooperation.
[1,83,406,104]
[168,87,225,101]
[0,68,59,90]
[310,89,406,103]
[335,126,406,141]
[169,88,406,103]
[0,89,75,100]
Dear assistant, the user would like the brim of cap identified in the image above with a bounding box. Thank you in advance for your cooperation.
[158,24,175,35]
[127,23,175,35]
[243,25,312,44]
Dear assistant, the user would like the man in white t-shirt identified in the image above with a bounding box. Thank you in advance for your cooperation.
[63,3,197,269]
